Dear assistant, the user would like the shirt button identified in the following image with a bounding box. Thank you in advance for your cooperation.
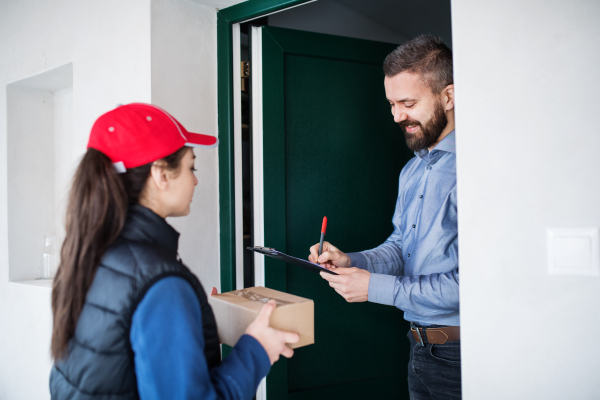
[412,224,416,228]
[419,195,423,199]
[427,166,432,170]
[408,253,411,257]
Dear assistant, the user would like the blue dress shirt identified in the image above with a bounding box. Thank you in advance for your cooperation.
[131,277,271,399]
[348,130,459,326]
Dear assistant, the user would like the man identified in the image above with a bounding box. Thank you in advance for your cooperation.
[309,35,460,400]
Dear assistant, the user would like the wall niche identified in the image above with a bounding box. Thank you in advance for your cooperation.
[7,63,74,286]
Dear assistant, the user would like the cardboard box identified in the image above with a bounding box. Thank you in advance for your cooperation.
[208,286,314,349]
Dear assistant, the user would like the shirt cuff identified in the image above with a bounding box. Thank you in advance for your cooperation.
[368,273,396,306]
[348,252,368,269]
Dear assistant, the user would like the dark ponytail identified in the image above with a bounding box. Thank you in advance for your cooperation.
[51,146,189,360]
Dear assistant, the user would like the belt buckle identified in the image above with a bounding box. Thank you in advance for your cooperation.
[411,323,424,346]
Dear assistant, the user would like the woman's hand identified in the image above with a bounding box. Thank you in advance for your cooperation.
[245,300,300,365]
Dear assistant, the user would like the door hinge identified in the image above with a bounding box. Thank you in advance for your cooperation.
[241,61,250,78]
[241,61,250,92]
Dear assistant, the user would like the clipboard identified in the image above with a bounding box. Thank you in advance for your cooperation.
[247,246,338,275]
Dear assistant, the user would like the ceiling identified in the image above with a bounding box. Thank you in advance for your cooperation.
[331,0,452,47]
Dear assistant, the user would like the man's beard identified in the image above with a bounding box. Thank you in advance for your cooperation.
[399,101,448,152]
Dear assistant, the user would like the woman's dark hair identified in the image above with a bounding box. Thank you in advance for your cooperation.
[383,34,453,94]
[51,146,189,360]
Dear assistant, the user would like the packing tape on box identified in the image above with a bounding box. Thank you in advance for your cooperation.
[232,289,293,306]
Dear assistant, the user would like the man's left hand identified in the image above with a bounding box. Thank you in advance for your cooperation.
[319,268,371,302]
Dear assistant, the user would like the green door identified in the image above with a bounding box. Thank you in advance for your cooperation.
[260,26,414,399]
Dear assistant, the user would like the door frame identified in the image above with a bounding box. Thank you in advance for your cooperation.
[217,4,315,399]
[217,5,408,399]
[217,0,314,294]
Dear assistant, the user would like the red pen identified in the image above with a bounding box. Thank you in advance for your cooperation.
[317,216,327,264]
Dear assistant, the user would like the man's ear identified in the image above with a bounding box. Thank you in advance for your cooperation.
[443,84,455,111]
[149,164,169,192]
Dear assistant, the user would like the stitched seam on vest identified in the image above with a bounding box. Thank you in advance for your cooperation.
[53,366,137,396]
[130,242,139,295]
[72,338,126,356]
[122,242,140,356]
[86,301,120,315]
[98,263,136,279]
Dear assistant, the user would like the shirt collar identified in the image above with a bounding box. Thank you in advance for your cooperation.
[415,130,456,160]
[433,130,456,153]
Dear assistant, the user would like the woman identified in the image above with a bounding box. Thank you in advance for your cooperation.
[50,103,299,399]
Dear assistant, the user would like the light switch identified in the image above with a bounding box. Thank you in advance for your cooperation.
[547,228,599,277]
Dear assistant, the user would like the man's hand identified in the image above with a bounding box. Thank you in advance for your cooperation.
[308,241,351,270]
[319,268,371,303]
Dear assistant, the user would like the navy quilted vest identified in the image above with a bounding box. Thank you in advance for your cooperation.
[49,205,220,399]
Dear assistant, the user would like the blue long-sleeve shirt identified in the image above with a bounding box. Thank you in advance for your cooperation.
[348,130,459,326]
[130,277,271,399]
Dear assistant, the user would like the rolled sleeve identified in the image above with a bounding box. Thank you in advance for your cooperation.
[367,273,396,306]
[348,252,368,269]
[348,241,404,275]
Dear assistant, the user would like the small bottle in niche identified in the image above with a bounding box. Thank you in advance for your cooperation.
[41,235,57,279]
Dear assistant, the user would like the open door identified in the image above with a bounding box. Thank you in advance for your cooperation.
[251,26,414,399]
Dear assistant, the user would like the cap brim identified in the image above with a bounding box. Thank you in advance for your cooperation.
[185,132,219,149]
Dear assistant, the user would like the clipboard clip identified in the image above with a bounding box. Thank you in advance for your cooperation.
[247,246,277,255]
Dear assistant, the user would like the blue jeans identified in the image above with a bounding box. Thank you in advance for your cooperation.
[407,328,462,400]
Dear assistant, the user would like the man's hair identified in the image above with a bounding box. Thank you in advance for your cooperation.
[383,34,453,94]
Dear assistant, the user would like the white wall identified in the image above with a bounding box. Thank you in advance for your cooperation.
[151,0,222,294]
[147,0,247,292]
[453,1,600,398]
[54,85,76,244]
[5,0,598,398]
[0,1,152,398]
[0,0,252,395]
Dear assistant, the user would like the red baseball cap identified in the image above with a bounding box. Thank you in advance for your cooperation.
[87,103,218,172]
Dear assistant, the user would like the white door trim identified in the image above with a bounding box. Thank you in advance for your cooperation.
[232,23,244,291]
[250,24,266,400]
